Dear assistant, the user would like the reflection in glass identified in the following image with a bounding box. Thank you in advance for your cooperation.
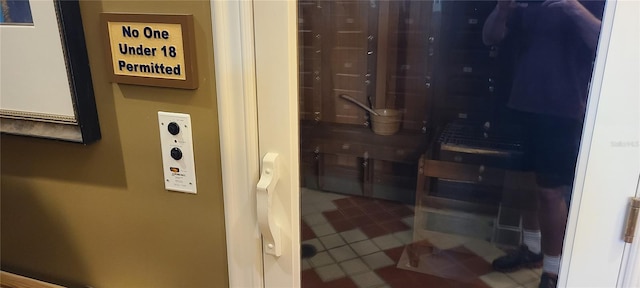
[298,1,605,287]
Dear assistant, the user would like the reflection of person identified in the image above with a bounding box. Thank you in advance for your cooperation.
[482,0,604,287]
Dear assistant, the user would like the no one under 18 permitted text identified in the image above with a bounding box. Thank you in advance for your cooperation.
[117,60,182,75]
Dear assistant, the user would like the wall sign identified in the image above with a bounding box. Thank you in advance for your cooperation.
[101,13,198,89]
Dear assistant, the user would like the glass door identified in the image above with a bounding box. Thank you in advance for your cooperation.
[292,0,635,287]
[216,0,639,286]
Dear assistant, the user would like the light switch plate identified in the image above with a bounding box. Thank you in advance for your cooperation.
[158,111,197,194]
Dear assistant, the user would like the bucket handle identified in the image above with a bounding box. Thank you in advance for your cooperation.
[338,94,380,116]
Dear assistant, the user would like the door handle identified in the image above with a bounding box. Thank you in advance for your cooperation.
[256,152,282,257]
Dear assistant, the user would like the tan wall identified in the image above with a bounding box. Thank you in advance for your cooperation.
[0,1,228,287]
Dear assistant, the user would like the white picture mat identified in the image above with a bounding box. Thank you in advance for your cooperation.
[0,0,75,119]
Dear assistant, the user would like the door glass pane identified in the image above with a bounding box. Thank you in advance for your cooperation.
[298,0,606,287]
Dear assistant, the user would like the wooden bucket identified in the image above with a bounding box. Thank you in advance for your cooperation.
[371,109,401,135]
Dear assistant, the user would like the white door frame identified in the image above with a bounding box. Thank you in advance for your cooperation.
[212,0,300,287]
[211,0,640,287]
[211,1,263,287]
[559,0,640,286]
[252,0,301,287]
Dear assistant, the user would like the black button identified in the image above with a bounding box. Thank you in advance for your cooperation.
[168,122,180,135]
[170,147,183,160]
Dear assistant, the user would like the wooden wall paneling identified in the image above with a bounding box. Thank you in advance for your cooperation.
[300,2,323,192]
[320,153,364,196]
[300,144,320,189]
[409,1,515,226]
[299,1,323,122]
[365,0,380,119]
[373,0,389,110]
[319,1,336,123]
[429,1,449,128]
[384,0,432,132]
[298,0,437,202]
[363,152,373,197]
[383,1,401,112]
[328,0,374,125]
[318,151,325,189]
[446,0,494,34]
[424,15,435,134]
[300,121,322,190]
[311,1,324,123]
[372,159,417,204]
[312,122,427,163]
[298,1,312,121]
[382,0,406,110]
[434,0,498,126]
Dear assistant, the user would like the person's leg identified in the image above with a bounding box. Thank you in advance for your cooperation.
[517,111,542,254]
[492,112,543,272]
[521,182,542,254]
[538,186,569,256]
[492,186,544,272]
[533,115,582,288]
[521,208,542,254]
[538,185,569,277]
[521,209,540,231]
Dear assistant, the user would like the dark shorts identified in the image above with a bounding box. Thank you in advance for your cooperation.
[514,110,584,188]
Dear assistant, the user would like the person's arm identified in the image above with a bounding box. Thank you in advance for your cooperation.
[482,0,516,46]
[543,0,602,51]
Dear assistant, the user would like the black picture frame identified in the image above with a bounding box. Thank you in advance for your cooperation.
[0,0,100,144]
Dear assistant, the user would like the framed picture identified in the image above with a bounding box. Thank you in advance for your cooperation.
[0,0,100,144]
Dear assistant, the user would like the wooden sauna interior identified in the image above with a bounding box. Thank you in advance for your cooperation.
[298,0,522,221]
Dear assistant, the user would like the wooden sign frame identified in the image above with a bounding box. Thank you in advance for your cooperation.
[101,13,198,89]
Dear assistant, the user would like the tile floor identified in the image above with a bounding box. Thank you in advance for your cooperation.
[300,188,543,288]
